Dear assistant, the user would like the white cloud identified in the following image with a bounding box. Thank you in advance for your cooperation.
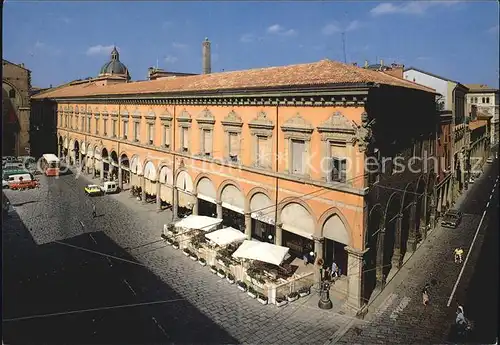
[32,41,62,56]
[34,41,46,49]
[86,44,116,56]
[322,23,340,35]
[346,20,361,32]
[164,55,178,64]
[240,33,255,43]
[266,24,297,36]
[172,42,188,49]
[370,1,460,16]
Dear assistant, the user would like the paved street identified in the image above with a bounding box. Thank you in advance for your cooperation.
[3,169,353,345]
[330,158,499,344]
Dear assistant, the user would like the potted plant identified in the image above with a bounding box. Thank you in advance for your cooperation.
[236,280,247,292]
[298,286,311,297]
[189,253,198,261]
[182,248,191,257]
[275,296,288,307]
[286,291,299,302]
[247,286,257,299]
[209,265,218,274]
[226,273,235,284]
[172,241,179,249]
[257,293,268,305]
[198,257,207,266]
[217,268,226,278]
[166,237,174,245]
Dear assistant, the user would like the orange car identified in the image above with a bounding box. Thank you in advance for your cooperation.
[9,179,39,190]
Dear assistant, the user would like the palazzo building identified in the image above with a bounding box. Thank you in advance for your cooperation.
[33,43,440,311]
[2,59,32,156]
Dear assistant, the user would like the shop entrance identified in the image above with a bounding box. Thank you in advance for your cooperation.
[324,240,348,276]
[198,199,216,217]
[251,219,275,244]
[222,207,244,232]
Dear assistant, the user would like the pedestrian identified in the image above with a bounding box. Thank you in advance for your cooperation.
[422,285,430,306]
[92,204,97,218]
[324,266,331,281]
[303,253,309,266]
[331,261,339,279]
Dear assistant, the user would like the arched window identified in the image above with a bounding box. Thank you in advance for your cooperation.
[8,89,15,98]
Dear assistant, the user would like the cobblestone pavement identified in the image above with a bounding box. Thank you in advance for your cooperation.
[329,159,499,344]
[3,169,354,345]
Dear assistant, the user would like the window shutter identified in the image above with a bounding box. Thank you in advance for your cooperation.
[257,136,270,166]
[332,158,340,181]
[340,159,347,182]
[327,157,333,182]
[182,127,189,149]
[292,140,304,174]
[229,133,239,156]
[203,130,212,153]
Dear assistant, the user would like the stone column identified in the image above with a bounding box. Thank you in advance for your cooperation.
[391,214,403,270]
[375,229,385,290]
[429,194,436,230]
[57,144,61,158]
[345,246,369,311]
[92,158,96,178]
[141,177,146,204]
[78,151,82,167]
[156,182,161,211]
[192,198,199,216]
[216,201,223,219]
[244,212,252,240]
[407,202,417,252]
[313,237,324,285]
[118,166,123,190]
[172,186,179,220]
[100,161,104,181]
[275,222,283,247]
[419,194,427,240]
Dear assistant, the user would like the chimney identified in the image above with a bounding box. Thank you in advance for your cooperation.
[202,37,211,74]
[364,60,369,68]
[380,59,384,66]
[383,63,404,79]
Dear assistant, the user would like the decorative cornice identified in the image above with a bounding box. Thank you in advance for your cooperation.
[196,108,215,125]
[248,111,274,131]
[145,111,156,121]
[281,113,314,134]
[221,110,243,127]
[177,109,192,123]
[131,107,141,119]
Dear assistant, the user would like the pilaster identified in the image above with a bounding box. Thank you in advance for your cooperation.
[345,246,369,311]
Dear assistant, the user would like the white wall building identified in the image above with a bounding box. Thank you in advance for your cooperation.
[465,84,499,145]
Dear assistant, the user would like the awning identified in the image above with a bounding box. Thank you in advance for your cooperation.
[231,240,289,266]
[282,224,314,240]
[205,227,247,247]
[173,215,222,231]
[221,202,244,214]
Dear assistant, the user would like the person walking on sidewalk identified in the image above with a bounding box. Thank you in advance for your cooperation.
[92,204,97,218]
[422,284,430,306]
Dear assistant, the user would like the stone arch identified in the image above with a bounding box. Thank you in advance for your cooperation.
[73,140,80,164]
[158,164,174,205]
[218,180,245,213]
[246,186,273,211]
[279,198,317,240]
[143,160,157,196]
[414,174,427,243]
[195,175,217,202]
[364,203,384,299]
[249,190,275,225]
[129,155,142,187]
[400,183,415,259]
[175,169,194,192]
[318,207,352,244]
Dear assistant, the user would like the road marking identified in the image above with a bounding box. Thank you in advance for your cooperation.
[3,298,186,322]
[89,234,97,245]
[490,194,493,200]
[106,257,113,266]
[152,316,168,337]
[447,208,488,307]
[389,296,411,321]
[79,220,85,228]
[123,279,136,296]
[487,201,490,207]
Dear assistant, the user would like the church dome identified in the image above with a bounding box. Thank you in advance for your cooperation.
[98,47,130,79]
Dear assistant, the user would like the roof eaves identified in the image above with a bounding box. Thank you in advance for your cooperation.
[403,66,460,84]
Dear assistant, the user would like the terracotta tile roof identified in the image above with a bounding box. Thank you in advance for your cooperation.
[469,119,488,131]
[32,59,435,100]
[464,83,499,93]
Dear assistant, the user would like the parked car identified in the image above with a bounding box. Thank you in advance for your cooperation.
[9,179,39,190]
[469,176,475,184]
[441,209,463,229]
[486,157,493,164]
[84,184,104,196]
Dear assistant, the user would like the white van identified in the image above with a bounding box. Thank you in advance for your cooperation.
[101,181,119,194]
[8,173,33,184]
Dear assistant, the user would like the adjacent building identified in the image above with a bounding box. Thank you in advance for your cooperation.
[465,83,499,145]
[2,59,32,156]
[33,42,440,311]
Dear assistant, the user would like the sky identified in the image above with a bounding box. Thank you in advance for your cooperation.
[3,1,499,88]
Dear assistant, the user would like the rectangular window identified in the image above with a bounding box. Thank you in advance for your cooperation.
[112,120,117,137]
[163,125,170,148]
[103,119,108,136]
[229,132,239,162]
[133,122,140,141]
[81,117,85,131]
[95,118,99,134]
[291,139,305,174]
[181,127,189,152]
[147,123,154,145]
[123,120,128,139]
[87,116,91,133]
[202,129,212,157]
[331,158,347,183]
[256,136,270,167]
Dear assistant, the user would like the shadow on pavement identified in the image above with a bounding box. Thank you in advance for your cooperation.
[2,206,239,344]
